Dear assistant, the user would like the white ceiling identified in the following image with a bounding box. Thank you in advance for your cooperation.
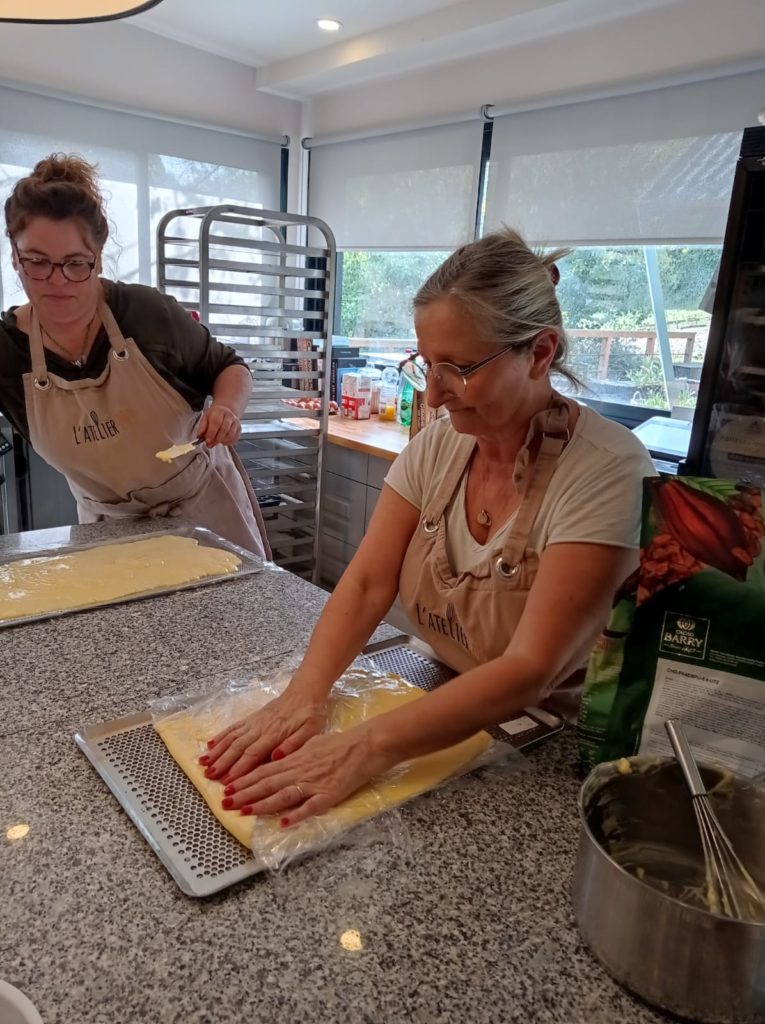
[131,0,764,101]
[132,0,468,66]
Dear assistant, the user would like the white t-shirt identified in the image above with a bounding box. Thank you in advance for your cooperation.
[385,404,656,574]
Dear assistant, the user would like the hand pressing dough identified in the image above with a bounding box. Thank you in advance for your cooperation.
[154,675,493,861]
[0,535,240,622]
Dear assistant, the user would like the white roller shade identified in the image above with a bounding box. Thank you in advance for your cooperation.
[308,120,485,250]
[0,85,282,304]
[484,70,765,245]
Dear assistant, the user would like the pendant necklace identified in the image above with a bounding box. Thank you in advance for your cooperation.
[476,452,493,528]
[41,315,98,369]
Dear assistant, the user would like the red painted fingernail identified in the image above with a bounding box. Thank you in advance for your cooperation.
[241,806,254,816]
[223,784,235,796]
[222,797,234,810]
[198,754,211,765]
[207,739,216,749]
[204,767,218,779]
[280,817,289,828]
[271,749,285,761]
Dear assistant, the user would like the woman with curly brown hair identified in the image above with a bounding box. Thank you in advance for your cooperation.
[0,153,268,555]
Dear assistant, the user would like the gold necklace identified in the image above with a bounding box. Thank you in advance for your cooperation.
[40,315,98,369]
[477,452,492,527]
[474,450,518,529]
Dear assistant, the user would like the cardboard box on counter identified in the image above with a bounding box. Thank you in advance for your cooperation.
[341,371,372,419]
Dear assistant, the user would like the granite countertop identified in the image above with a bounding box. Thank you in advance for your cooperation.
[1,520,668,1024]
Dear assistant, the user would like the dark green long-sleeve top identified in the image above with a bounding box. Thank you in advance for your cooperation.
[0,279,245,441]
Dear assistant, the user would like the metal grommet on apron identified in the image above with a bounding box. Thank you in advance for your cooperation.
[494,558,520,579]
[422,517,439,534]
[20,288,270,557]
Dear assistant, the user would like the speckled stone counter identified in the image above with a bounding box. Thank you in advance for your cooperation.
[2,521,668,1024]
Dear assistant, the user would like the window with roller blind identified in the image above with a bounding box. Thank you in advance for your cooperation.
[0,85,283,313]
[308,120,484,350]
[483,70,765,431]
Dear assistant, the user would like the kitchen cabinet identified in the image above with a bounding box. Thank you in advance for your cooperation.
[319,442,385,586]
[319,439,415,633]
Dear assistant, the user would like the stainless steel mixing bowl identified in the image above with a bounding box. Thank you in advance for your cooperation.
[572,757,765,1023]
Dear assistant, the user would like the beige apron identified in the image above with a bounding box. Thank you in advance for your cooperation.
[398,397,591,720]
[21,295,270,558]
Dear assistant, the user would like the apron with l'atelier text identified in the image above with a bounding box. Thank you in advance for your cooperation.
[21,294,269,557]
[398,398,591,719]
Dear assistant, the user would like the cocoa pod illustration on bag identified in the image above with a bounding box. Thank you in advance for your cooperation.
[650,479,753,581]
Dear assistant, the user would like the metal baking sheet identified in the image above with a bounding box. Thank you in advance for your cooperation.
[75,635,564,897]
[0,525,264,630]
[361,635,565,751]
[75,712,255,898]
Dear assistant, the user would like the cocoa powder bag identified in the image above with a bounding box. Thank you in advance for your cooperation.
[578,474,765,778]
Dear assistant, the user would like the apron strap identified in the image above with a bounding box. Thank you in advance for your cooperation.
[28,310,50,388]
[496,434,566,573]
[420,433,475,529]
[96,295,130,358]
[28,286,127,388]
[495,395,572,574]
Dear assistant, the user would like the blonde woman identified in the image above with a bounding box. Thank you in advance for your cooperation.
[202,229,654,820]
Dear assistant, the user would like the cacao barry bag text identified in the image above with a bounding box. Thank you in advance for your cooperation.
[578,474,765,778]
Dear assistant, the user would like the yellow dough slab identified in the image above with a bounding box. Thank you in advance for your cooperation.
[154,675,493,864]
[0,535,240,622]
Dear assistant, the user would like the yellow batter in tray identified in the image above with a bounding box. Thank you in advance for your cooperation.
[0,535,241,623]
[155,674,493,864]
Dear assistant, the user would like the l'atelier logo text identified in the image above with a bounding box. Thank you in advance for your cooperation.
[415,601,471,652]
[73,409,120,445]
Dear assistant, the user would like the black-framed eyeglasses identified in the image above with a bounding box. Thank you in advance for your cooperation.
[14,245,96,283]
[401,342,527,397]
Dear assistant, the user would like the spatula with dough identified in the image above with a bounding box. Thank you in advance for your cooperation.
[154,673,494,868]
[155,438,205,463]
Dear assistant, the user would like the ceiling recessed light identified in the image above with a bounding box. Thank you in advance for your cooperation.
[316,17,342,32]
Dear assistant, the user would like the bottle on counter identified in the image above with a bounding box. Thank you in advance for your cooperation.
[396,373,414,428]
[363,359,383,415]
[379,367,399,421]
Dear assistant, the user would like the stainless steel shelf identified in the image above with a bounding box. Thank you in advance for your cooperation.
[158,205,336,581]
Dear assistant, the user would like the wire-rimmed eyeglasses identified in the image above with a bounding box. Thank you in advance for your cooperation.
[401,342,526,397]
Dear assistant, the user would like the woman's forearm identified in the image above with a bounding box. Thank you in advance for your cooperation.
[370,653,545,766]
[290,569,400,701]
[212,364,252,418]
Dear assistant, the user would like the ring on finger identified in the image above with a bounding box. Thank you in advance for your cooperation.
[294,783,307,802]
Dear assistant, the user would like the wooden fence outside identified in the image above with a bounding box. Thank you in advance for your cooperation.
[566,329,697,380]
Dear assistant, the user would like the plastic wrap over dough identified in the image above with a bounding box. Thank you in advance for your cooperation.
[154,674,493,857]
[0,535,240,621]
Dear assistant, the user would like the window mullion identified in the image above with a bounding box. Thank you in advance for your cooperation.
[643,245,676,404]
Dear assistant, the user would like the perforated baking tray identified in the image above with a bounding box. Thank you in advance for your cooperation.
[361,636,565,750]
[0,525,263,630]
[75,635,563,897]
[75,712,252,897]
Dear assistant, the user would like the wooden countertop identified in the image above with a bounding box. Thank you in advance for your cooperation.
[327,414,410,461]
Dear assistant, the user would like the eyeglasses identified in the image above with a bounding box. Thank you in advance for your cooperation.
[14,249,96,283]
[401,342,527,398]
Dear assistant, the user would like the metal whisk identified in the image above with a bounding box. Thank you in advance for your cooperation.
[665,719,765,922]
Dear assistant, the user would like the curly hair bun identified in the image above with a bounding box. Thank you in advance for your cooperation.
[5,152,109,248]
[32,153,99,191]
